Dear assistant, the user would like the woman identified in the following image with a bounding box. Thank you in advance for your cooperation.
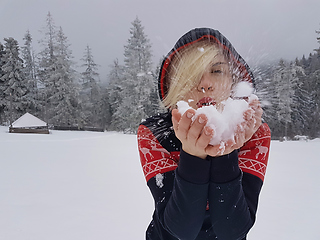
[137,28,271,240]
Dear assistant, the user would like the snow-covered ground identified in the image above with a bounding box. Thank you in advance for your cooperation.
[0,126,319,239]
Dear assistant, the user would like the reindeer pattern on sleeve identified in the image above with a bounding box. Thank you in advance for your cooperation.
[238,123,271,181]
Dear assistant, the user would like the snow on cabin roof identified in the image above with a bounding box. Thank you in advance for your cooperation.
[12,113,47,128]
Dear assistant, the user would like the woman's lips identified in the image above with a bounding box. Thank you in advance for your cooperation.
[196,97,216,108]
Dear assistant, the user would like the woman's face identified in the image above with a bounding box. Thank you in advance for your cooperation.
[182,54,233,109]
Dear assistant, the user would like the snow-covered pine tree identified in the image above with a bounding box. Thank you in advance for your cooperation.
[0,42,4,75]
[299,55,310,73]
[272,59,295,138]
[309,68,320,137]
[37,12,58,123]
[289,60,313,136]
[111,17,157,133]
[38,12,82,127]
[314,25,320,55]
[0,37,29,125]
[98,87,110,131]
[50,26,82,127]
[106,59,124,130]
[271,59,308,139]
[21,30,38,115]
[306,27,320,137]
[0,42,5,124]
[80,44,102,127]
[308,53,320,74]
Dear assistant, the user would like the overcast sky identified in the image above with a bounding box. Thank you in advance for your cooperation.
[1,0,320,80]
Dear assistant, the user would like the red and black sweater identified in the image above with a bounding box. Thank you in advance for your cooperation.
[138,112,271,240]
[137,28,271,240]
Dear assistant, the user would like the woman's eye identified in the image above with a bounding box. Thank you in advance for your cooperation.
[211,69,223,74]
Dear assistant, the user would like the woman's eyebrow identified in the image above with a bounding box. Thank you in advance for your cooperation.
[211,62,228,67]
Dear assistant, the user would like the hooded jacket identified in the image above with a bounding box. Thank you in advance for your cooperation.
[137,28,271,240]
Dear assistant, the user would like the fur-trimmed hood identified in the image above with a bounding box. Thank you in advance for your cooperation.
[158,28,254,102]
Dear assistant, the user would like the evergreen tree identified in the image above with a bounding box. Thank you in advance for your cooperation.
[51,26,82,126]
[308,69,320,137]
[308,53,320,73]
[0,42,5,123]
[37,12,58,123]
[21,30,38,115]
[38,13,81,126]
[111,17,157,133]
[272,60,296,138]
[0,42,4,76]
[0,37,28,124]
[269,59,310,139]
[299,55,310,73]
[314,24,320,55]
[80,44,102,127]
[289,60,313,136]
[306,26,320,137]
[309,26,320,137]
[106,59,124,130]
[99,87,111,130]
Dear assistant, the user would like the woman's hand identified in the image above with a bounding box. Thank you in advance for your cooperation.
[172,99,263,158]
[172,108,213,159]
[243,99,263,141]
[205,99,263,156]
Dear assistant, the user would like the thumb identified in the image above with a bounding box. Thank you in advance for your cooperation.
[171,109,181,130]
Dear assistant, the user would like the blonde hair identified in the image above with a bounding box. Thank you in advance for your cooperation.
[162,41,226,109]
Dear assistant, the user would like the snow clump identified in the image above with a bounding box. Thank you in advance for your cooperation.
[155,173,164,188]
[177,82,258,146]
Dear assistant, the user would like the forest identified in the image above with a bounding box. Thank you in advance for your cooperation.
[1,12,320,140]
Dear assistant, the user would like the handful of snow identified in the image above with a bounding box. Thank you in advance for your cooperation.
[177,82,258,146]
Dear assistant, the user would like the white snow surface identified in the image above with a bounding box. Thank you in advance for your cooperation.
[1,126,319,239]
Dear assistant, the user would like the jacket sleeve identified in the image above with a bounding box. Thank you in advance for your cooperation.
[208,153,253,240]
[137,124,210,240]
[207,123,271,240]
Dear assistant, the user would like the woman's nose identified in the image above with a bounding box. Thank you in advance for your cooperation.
[197,74,214,92]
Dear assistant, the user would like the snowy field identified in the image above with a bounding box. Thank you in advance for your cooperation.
[0,126,319,240]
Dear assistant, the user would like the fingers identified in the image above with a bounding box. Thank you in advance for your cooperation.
[249,99,263,122]
[172,109,214,158]
[171,108,182,133]
[187,114,207,144]
[172,109,209,142]
[233,124,246,149]
[197,126,214,149]
[254,106,263,129]
[205,144,224,156]
[242,110,255,141]
[206,124,247,157]
[172,99,264,158]
[244,100,263,135]
[172,108,195,141]
[171,109,181,129]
